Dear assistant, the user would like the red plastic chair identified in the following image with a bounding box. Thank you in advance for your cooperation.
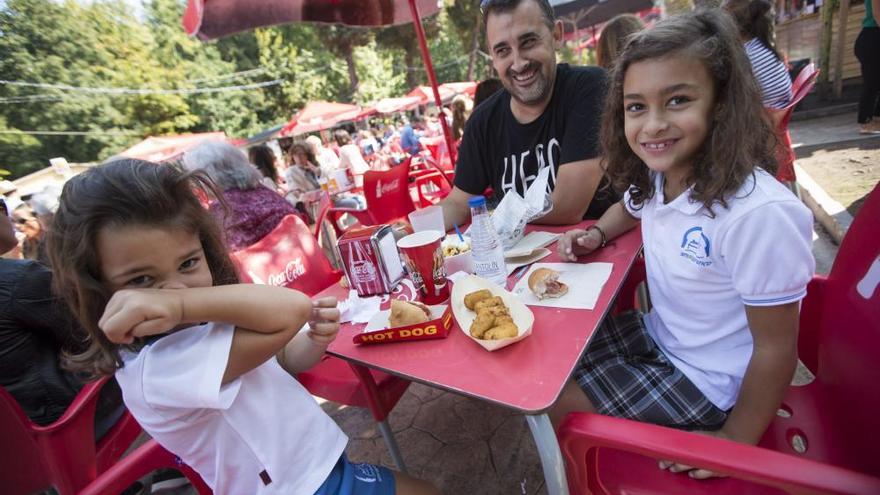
[412,170,455,208]
[1,377,141,495]
[232,214,412,471]
[80,439,211,495]
[558,183,880,494]
[775,63,819,184]
[321,160,417,236]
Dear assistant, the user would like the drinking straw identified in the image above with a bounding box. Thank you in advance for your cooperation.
[453,223,464,242]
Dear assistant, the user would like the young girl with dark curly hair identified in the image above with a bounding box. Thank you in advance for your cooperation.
[552,10,815,479]
[47,160,437,494]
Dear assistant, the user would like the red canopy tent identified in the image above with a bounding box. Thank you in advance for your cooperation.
[334,106,378,124]
[440,81,477,98]
[279,101,360,137]
[115,132,227,163]
[182,0,457,166]
[373,96,422,114]
[406,85,455,105]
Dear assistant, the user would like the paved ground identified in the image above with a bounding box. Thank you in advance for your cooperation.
[789,111,880,154]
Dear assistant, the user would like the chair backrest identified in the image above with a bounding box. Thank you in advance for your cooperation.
[0,377,138,495]
[780,64,819,130]
[791,63,818,100]
[312,191,333,239]
[815,183,880,474]
[233,214,341,297]
[1,386,55,495]
[361,160,416,224]
[774,64,819,182]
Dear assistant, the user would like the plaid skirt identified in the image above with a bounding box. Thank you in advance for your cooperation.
[573,311,728,430]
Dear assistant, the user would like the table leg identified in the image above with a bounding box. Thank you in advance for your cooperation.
[525,414,569,495]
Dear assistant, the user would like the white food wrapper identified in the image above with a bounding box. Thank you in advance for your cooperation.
[490,166,553,250]
[338,289,381,324]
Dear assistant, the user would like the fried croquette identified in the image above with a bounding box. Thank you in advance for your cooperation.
[484,323,518,340]
[469,311,496,339]
[474,296,504,312]
[464,289,492,310]
[463,290,520,340]
[481,305,510,318]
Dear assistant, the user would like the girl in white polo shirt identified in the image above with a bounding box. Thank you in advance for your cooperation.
[552,10,814,479]
[47,160,438,495]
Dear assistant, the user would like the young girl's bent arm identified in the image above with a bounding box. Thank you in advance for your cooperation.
[100,285,312,384]
[277,297,341,374]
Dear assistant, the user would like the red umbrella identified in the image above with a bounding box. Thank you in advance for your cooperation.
[279,101,360,137]
[182,0,457,168]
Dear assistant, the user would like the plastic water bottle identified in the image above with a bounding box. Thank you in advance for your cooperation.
[468,196,507,286]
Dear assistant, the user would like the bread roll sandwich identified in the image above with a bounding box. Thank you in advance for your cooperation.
[389,299,431,327]
[528,268,569,300]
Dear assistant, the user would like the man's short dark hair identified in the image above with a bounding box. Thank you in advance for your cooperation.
[481,0,555,30]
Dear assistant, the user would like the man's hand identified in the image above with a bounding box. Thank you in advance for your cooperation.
[440,186,475,231]
[658,430,732,480]
[557,228,603,261]
[306,297,340,346]
[99,289,184,344]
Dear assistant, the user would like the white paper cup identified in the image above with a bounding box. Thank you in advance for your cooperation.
[442,236,473,274]
[408,205,445,234]
[445,250,474,275]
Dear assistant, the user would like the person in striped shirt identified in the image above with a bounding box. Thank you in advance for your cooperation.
[723,0,793,115]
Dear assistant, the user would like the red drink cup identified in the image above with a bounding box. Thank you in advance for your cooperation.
[396,230,449,304]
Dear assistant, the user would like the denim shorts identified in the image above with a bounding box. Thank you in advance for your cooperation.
[314,453,395,495]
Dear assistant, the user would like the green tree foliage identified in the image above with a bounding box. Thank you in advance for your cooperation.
[0,0,488,178]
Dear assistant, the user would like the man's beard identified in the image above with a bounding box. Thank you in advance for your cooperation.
[506,62,551,105]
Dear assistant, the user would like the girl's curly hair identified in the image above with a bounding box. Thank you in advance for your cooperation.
[46,159,239,379]
[601,9,778,215]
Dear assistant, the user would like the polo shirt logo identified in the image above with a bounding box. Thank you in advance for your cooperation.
[680,226,712,267]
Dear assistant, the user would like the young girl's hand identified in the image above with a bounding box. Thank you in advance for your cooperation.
[99,289,184,344]
[306,297,340,346]
[557,228,602,261]
[658,430,732,479]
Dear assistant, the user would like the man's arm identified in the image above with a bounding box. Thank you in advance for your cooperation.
[533,157,604,225]
[440,186,475,231]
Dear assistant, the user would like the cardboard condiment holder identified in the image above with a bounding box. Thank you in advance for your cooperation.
[354,304,453,345]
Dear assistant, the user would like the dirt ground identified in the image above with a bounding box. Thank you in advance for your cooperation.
[796,141,880,218]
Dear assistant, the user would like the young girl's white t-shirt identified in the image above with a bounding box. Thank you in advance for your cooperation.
[623,170,814,410]
[115,322,348,494]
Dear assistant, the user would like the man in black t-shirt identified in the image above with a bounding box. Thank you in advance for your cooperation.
[440,0,619,229]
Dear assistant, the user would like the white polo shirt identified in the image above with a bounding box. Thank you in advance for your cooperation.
[116,322,348,494]
[624,170,814,410]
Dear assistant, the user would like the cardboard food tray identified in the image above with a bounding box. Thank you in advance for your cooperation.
[450,275,534,351]
[354,304,453,345]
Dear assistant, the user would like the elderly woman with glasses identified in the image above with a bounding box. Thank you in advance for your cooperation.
[183,141,304,251]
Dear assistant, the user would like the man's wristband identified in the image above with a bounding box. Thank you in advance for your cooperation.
[587,225,607,248]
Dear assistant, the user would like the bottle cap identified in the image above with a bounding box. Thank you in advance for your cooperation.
[468,196,487,208]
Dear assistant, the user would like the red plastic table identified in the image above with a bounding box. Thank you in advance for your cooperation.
[319,221,643,495]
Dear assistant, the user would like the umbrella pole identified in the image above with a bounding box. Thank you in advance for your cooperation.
[408,0,456,186]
